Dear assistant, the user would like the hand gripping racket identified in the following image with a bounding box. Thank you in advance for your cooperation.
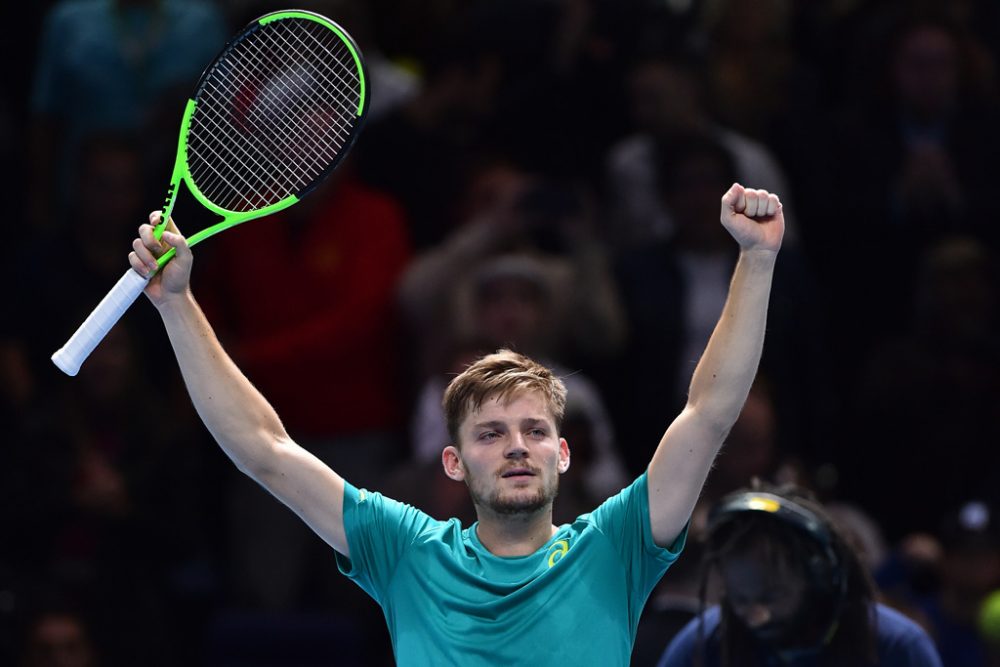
[52,9,368,376]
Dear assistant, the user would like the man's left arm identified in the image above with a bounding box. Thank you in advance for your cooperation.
[647,183,785,547]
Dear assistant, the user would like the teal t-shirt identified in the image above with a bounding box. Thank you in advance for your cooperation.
[336,473,686,666]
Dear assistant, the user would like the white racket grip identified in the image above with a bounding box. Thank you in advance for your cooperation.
[51,269,150,376]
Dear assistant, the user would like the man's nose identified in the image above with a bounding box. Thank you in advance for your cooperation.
[504,433,528,457]
[741,604,772,629]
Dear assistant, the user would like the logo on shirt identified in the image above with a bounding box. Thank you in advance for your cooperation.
[547,539,570,568]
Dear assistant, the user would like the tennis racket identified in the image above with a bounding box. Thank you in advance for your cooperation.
[52,9,368,376]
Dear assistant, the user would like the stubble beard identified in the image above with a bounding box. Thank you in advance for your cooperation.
[468,474,559,516]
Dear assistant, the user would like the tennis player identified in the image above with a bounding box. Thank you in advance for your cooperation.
[129,182,783,665]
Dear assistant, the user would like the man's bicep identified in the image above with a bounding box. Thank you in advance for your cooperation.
[256,439,351,557]
[647,407,726,547]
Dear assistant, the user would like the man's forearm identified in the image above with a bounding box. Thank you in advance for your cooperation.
[686,249,776,431]
[158,291,288,475]
[646,185,783,546]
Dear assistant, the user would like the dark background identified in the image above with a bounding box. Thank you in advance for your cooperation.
[3,0,1000,665]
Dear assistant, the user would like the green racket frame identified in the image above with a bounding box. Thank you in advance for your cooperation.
[153,10,368,266]
[52,9,368,376]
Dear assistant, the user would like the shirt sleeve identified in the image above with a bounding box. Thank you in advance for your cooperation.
[896,636,945,667]
[879,608,945,667]
[335,481,439,604]
[589,472,688,601]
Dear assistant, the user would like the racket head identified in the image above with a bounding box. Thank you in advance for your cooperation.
[158,10,369,245]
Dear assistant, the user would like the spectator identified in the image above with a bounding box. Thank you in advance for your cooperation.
[27,0,227,231]
[817,10,1000,386]
[606,52,799,251]
[659,483,943,666]
[398,165,626,381]
[847,237,1000,538]
[922,502,1000,667]
[18,608,97,667]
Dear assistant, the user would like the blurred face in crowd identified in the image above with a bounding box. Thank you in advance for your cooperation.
[473,275,547,351]
[443,390,569,518]
[663,152,733,252]
[943,543,1000,624]
[458,162,534,222]
[23,614,96,667]
[80,324,136,407]
[918,238,995,340]
[76,142,145,277]
[719,540,811,645]
[628,61,702,136]
[78,143,143,231]
[713,386,777,490]
[893,24,959,121]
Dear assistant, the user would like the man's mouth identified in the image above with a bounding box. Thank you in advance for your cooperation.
[500,467,536,478]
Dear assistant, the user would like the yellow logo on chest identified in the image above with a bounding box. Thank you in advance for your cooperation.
[547,539,570,568]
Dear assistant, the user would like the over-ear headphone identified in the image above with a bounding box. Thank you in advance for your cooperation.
[707,491,849,641]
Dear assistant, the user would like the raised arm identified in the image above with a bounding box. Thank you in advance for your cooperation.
[646,184,784,546]
[130,213,350,557]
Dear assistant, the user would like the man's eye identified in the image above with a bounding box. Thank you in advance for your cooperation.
[479,432,500,441]
[529,429,547,437]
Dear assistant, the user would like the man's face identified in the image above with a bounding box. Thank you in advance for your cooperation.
[719,546,810,644]
[443,391,569,517]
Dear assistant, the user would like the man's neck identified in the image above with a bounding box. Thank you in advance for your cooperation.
[474,508,558,557]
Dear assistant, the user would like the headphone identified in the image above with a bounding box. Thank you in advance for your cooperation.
[707,491,850,644]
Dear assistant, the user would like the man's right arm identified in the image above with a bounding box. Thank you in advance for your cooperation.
[131,215,350,557]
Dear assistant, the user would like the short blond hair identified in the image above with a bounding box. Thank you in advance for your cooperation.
[443,349,567,445]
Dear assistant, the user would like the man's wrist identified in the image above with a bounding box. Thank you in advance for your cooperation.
[155,289,196,318]
[739,247,780,266]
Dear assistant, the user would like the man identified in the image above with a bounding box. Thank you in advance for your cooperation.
[127,183,783,665]
[658,485,944,666]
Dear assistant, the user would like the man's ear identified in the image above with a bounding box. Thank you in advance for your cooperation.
[442,445,466,481]
[557,437,571,474]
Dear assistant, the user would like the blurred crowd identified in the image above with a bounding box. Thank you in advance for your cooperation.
[2,0,1000,665]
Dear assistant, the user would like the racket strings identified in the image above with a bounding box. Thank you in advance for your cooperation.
[198,57,334,183]
[191,27,352,209]
[238,29,351,164]
[192,72,314,206]
[194,58,334,207]
[263,21,360,112]
[269,24,360,129]
[186,18,362,212]
[193,23,355,201]
[238,28,350,149]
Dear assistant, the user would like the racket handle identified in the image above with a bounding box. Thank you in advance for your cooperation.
[51,269,150,376]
